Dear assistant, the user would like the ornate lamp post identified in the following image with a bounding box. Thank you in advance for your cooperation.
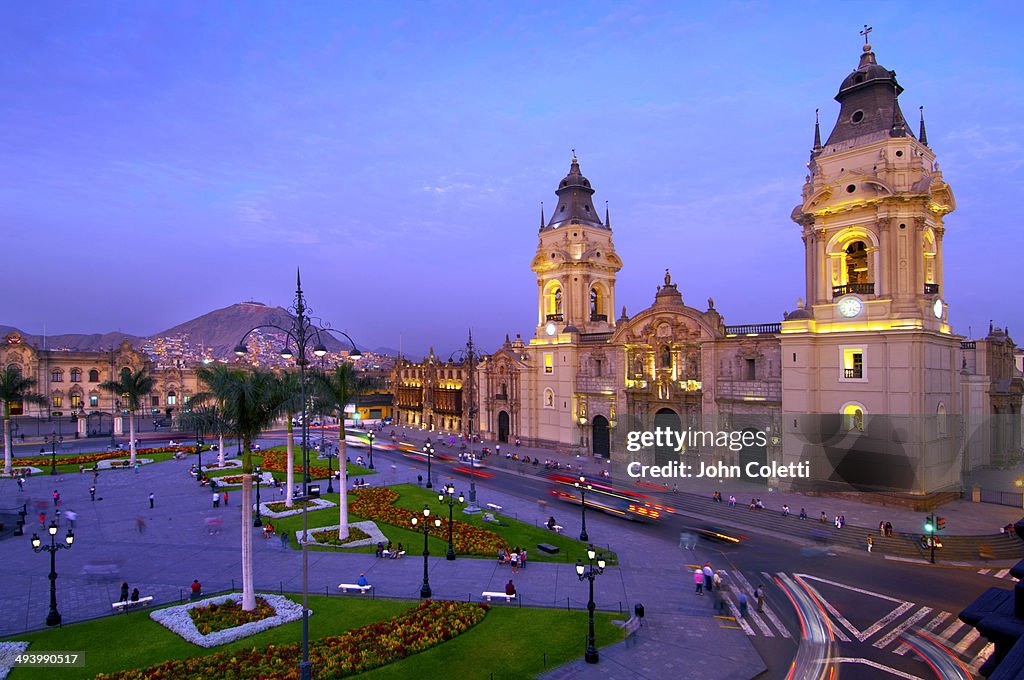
[196,435,204,481]
[447,330,478,438]
[31,521,74,626]
[367,431,375,470]
[234,270,361,680]
[438,483,464,560]
[326,445,335,494]
[253,465,263,527]
[44,433,63,476]
[423,441,434,489]
[574,476,593,542]
[410,505,441,598]
[576,546,606,664]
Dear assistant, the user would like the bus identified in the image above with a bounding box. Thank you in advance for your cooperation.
[546,473,672,522]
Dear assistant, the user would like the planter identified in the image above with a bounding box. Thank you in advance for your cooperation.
[149,593,305,648]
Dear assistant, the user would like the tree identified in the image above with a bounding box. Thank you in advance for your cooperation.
[99,368,156,466]
[178,404,228,468]
[272,371,304,508]
[0,367,47,475]
[209,367,284,611]
[311,364,368,540]
[192,364,237,467]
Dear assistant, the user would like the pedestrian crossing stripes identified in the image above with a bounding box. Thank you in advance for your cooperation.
[717,569,994,670]
[977,568,1016,581]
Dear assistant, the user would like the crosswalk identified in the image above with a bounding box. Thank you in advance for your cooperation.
[713,569,994,672]
[977,567,1017,582]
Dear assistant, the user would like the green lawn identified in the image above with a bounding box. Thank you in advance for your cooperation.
[269,484,617,564]
[4,596,620,680]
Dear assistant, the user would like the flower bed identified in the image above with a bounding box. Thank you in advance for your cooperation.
[7,467,40,478]
[12,446,188,468]
[98,600,487,679]
[257,449,336,479]
[189,596,275,635]
[350,488,506,556]
[146,593,304,648]
[260,497,335,518]
[311,526,369,546]
[213,471,273,487]
[302,521,387,548]
[97,458,153,470]
[0,642,30,680]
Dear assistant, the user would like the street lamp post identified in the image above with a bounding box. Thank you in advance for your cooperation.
[574,476,593,542]
[196,435,204,481]
[576,546,606,664]
[438,483,464,560]
[31,521,74,627]
[367,432,375,470]
[411,505,441,598]
[44,433,63,476]
[423,441,434,489]
[326,447,335,494]
[234,270,361,680]
[253,465,263,527]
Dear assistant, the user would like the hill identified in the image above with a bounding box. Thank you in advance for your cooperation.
[0,325,143,351]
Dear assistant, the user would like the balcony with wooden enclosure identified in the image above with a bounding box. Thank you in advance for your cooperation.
[832,283,874,298]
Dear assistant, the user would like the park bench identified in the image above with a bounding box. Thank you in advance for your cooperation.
[486,503,503,512]
[112,596,153,611]
[338,583,373,594]
[549,524,564,534]
[481,591,516,602]
[382,550,406,559]
[537,543,559,555]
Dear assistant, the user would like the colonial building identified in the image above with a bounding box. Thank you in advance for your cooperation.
[393,39,1022,498]
[1,333,201,438]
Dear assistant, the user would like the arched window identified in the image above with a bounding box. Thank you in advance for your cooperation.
[7,364,22,377]
[544,388,555,408]
[937,402,947,437]
[167,390,177,406]
[88,369,100,382]
[70,368,82,382]
[544,281,564,321]
[51,369,63,382]
[842,402,866,431]
[121,367,131,381]
[845,241,869,284]
[660,345,672,369]
[590,287,605,321]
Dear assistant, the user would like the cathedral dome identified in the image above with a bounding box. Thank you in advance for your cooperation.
[824,41,913,147]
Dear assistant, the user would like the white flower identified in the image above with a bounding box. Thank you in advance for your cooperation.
[0,642,30,680]
[149,594,307,648]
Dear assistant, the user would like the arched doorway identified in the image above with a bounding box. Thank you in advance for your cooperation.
[497,411,510,443]
[739,427,767,483]
[592,415,610,458]
[654,408,680,463]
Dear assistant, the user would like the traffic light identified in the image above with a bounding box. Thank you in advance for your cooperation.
[937,517,946,532]
[924,516,934,533]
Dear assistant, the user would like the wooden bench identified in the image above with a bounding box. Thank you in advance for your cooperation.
[537,543,560,555]
[486,503,503,512]
[338,583,373,594]
[482,591,516,602]
[382,550,406,559]
[112,596,153,611]
[550,525,564,534]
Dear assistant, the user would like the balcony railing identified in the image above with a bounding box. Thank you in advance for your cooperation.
[832,283,875,297]
[546,314,563,322]
[924,283,940,295]
[723,323,781,336]
[844,368,863,379]
[961,341,976,350]
[590,314,608,322]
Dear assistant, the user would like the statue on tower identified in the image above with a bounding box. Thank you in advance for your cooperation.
[665,269,672,286]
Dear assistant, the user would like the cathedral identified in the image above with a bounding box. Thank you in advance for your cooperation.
[398,39,1022,499]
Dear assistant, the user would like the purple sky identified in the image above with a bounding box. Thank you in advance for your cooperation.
[2,2,1022,356]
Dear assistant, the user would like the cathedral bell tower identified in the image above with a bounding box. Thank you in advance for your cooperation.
[530,154,622,340]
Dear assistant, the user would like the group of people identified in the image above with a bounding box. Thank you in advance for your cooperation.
[692,562,765,618]
[497,546,527,572]
[878,521,895,537]
[351,478,370,488]
[119,582,141,604]
[375,541,404,558]
[262,522,275,539]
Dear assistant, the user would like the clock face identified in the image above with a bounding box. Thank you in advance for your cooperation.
[837,296,863,318]
[933,299,943,319]
[545,322,557,336]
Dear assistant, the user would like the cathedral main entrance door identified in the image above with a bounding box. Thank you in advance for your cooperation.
[739,427,767,484]
[592,415,610,458]
[497,411,510,443]
[654,408,680,463]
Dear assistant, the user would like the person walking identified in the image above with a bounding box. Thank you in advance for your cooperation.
[712,571,723,593]
[65,509,77,529]
[702,562,714,592]
[694,567,704,595]
[136,516,146,534]
[754,584,765,612]
[149,492,154,509]
[738,592,749,618]
[17,476,24,491]
[867,535,873,553]
[90,486,96,501]
[213,492,220,509]
[222,491,228,507]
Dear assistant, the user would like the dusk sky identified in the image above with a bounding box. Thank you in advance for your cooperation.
[2,2,1022,356]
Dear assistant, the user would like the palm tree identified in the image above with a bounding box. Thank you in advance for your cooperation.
[99,368,156,466]
[311,364,368,540]
[193,364,236,467]
[178,404,228,468]
[0,367,47,475]
[273,371,304,508]
[213,367,284,611]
